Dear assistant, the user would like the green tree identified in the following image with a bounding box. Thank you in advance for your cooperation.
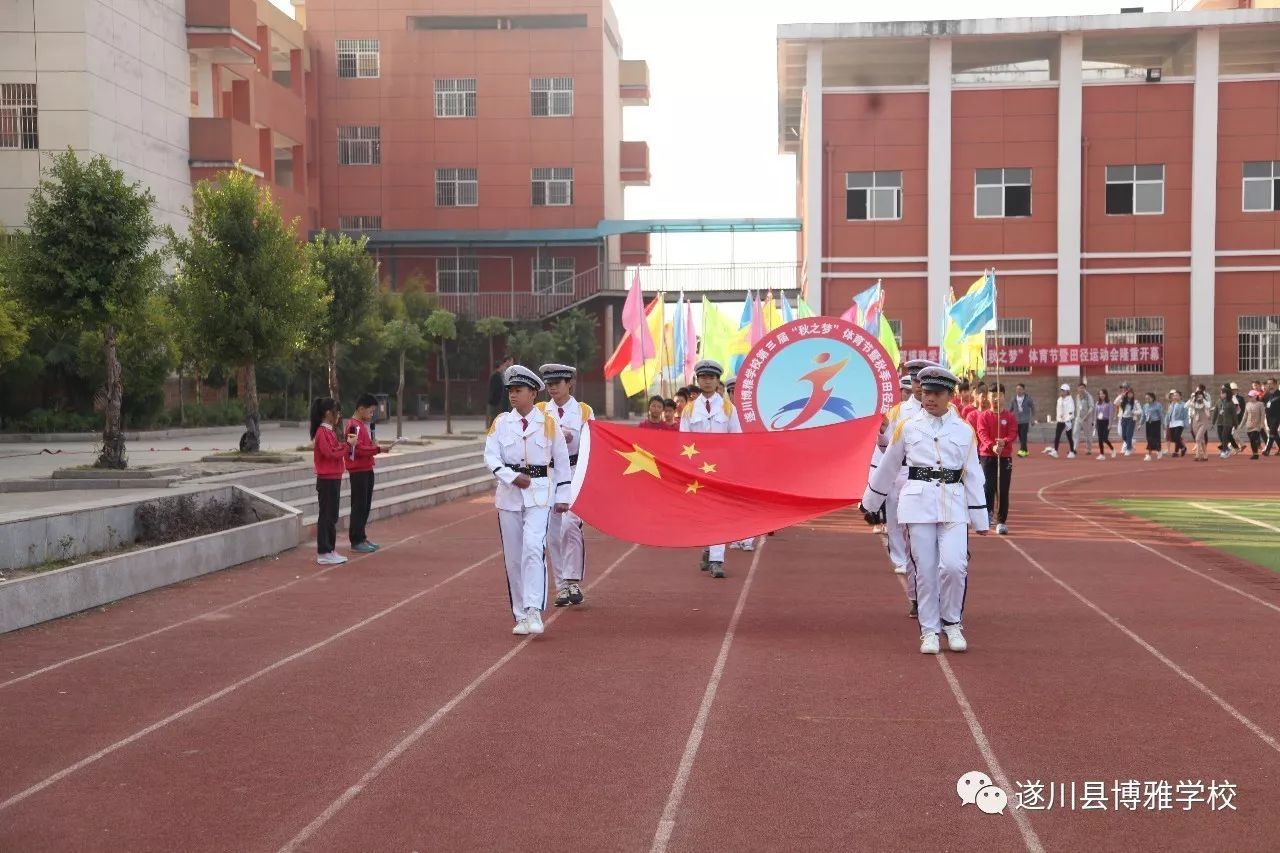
[423,309,458,434]
[5,151,163,467]
[475,316,508,376]
[308,230,378,403]
[74,293,179,427]
[506,325,557,368]
[170,168,323,450]
[401,272,436,324]
[0,234,29,369]
[551,308,598,370]
[379,317,425,439]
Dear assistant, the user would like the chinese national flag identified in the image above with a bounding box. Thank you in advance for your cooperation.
[569,417,881,547]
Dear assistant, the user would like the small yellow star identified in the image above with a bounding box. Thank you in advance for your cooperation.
[685,480,702,494]
[700,462,717,474]
[616,444,661,479]
[680,443,699,459]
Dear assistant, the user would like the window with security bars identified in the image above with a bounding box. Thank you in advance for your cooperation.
[533,257,575,294]
[337,126,380,165]
[435,78,476,118]
[1238,315,1280,372]
[530,77,573,117]
[886,318,903,347]
[975,168,1031,218]
[0,83,38,150]
[337,215,381,231]
[532,167,573,206]
[1242,162,1280,213]
[1105,316,1164,374]
[437,257,479,293]
[1105,164,1164,215]
[986,317,1032,375]
[845,171,902,221]
[336,39,379,79]
[435,168,478,207]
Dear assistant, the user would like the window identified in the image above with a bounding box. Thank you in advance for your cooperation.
[1105,164,1164,215]
[273,148,293,189]
[987,317,1032,375]
[437,257,479,293]
[435,168,478,207]
[975,168,1031,218]
[337,215,381,231]
[1239,315,1280,372]
[435,78,476,118]
[1243,161,1280,213]
[336,39,379,79]
[1105,316,1164,374]
[0,83,38,150]
[531,77,573,117]
[337,126,380,165]
[845,171,902,221]
[532,167,573,206]
[886,318,903,348]
[533,257,575,294]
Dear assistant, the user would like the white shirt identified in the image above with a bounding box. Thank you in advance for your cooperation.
[680,393,742,434]
[1056,395,1076,424]
[869,395,922,474]
[539,395,593,458]
[483,406,572,511]
[862,408,989,530]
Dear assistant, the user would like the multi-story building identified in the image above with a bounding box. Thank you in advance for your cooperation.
[778,6,1280,391]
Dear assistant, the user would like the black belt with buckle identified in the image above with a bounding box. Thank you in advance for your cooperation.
[908,466,963,484]
[512,465,549,478]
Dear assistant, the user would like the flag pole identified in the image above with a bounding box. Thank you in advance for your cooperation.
[990,267,1006,530]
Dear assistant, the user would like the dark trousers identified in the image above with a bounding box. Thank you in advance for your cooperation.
[1016,422,1029,453]
[348,470,375,545]
[1248,430,1263,456]
[1053,422,1074,454]
[1169,425,1185,455]
[1217,425,1232,452]
[316,478,341,554]
[981,456,1012,525]
[1265,422,1280,454]
[1145,421,1162,452]
[1097,419,1113,452]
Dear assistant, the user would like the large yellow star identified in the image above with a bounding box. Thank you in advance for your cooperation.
[680,443,699,459]
[616,444,661,479]
[700,462,717,474]
[685,480,702,494]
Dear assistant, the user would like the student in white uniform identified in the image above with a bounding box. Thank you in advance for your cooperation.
[680,359,742,578]
[861,366,989,654]
[537,362,594,607]
[483,365,572,637]
[723,376,757,553]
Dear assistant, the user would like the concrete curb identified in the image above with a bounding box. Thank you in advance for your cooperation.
[0,424,289,444]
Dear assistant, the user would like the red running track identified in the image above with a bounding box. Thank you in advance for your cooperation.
[1,454,1278,851]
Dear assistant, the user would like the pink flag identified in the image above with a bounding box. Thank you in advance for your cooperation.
[622,270,654,369]
[839,301,859,325]
[750,292,766,345]
[683,296,697,382]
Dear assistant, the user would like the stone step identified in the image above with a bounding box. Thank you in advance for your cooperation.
[289,462,491,518]
[302,474,494,530]
[258,450,484,504]
[190,441,484,492]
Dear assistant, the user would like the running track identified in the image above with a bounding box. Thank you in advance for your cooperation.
[1,455,1278,851]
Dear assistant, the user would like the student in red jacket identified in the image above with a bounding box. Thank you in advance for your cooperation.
[345,393,387,553]
[311,397,348,565]
[976,384,1017,536]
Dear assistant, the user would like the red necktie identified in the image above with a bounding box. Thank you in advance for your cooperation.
[558,406,565,419]
[520,418,528,432]
[705,400,711,414]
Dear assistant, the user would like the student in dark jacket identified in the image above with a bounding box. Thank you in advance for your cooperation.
[1263,378,1280,456]
[345,393,388,552]
[1214,386,1240,459]
[311,397,348,566]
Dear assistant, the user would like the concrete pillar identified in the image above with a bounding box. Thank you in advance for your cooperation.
[194,58,215,118]
[803,43,824,314]
[1057,33,1083,380]
[1190,28,1219,377]
[926,38,952,345]
[231,79,250,124]
[290,49,303,97]
[604,301,617,418]
[258,128,273,183]
[292,143,305,193]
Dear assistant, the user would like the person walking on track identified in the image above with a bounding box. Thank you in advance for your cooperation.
[680,359,742,579]
[538,363,593,607]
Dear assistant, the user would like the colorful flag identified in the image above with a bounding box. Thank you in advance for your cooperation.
[731,292,754,376]
[781,292,795,324]
[621,269,655,369]
[795,295,816,319]
[750,292,766,345]
[609,294,666,397]
[699,296,737,369]
[683,296,697,383]
[604,295,663,379]
[761,291,784,332]
[672,294,688,384]
[948,272,997,339]
[570,417,882,547]
[877,314,901,370]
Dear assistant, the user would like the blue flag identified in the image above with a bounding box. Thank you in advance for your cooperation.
[947,272,996,339]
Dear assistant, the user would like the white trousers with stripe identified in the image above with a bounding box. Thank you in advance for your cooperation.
[498,506,550,622]
[906,522,968,636]
[547,507,585,588]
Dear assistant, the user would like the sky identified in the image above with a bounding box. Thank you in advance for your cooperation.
[270,0,1177,267]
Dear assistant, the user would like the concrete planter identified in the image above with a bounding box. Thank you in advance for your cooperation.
[0,487,300,634]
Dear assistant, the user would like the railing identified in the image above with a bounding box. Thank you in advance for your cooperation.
[433,265,603,321]
[604,262,802,295]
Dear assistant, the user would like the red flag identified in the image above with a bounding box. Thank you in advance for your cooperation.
[569,417,881,547]
[603,295,663,379]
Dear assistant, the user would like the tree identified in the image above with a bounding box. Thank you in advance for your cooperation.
[5,151,163,468]
[379,317,425,439]
[170,167,323,451]
[423,309,458,434]
[308,230,378,403]
[506,325,557,368]
[475,316,508,375]
[551,308,598,370]
[0,235,29,370]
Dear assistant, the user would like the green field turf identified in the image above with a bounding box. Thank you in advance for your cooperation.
[1105,498,1280,574]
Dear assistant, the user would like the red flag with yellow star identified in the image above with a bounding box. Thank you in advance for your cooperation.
[567,417,881,547]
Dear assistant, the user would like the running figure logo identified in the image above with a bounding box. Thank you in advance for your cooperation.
[770,352,858,430]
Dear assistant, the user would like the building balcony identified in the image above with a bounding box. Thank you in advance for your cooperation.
[250,72,306,147]
[189,116,262,175]
[620,140,650,186]
[620,59,650,106]
[186,0,259,63]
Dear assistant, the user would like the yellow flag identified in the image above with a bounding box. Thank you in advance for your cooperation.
[620,293,666,396]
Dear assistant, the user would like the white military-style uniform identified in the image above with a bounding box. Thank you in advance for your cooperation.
[484,404,571,623]
[680,390,742,565]
[869,393,923,588]
[537,396,593,589]
[863,404,988,645]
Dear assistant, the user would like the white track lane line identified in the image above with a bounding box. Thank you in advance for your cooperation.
[277,543,641,853]
[0,549,503,812]
[0,508,492,691]
[648,542,766,853]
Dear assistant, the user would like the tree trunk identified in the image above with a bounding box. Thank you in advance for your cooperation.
[177,367,186,426]
[442,348,452,435]
[396,350,405,439]
[98,324,127,469]
[487,336,494,375]
[242,359,261,452]
[194,369,202,407]
[328,340,340,402]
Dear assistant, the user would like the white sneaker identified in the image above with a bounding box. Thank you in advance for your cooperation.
[1041,447,1051,455]
[920,632,941,655]
[995,523,1008,535]
[893,564,908,575]
[1144,453,1151,462]
[1157,451,1164,460]
[1067,452,1077,459]
[740,540,755,552]
[1047,449,1059,458]
[729,541,742,550]
[1111,450,1117,459]
[943,624,968,652]
[1123,448,1132,457]
[526,607,544,635]
[1096,454,1105,461]
[512,618,531,636]
[316,552,347,565]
